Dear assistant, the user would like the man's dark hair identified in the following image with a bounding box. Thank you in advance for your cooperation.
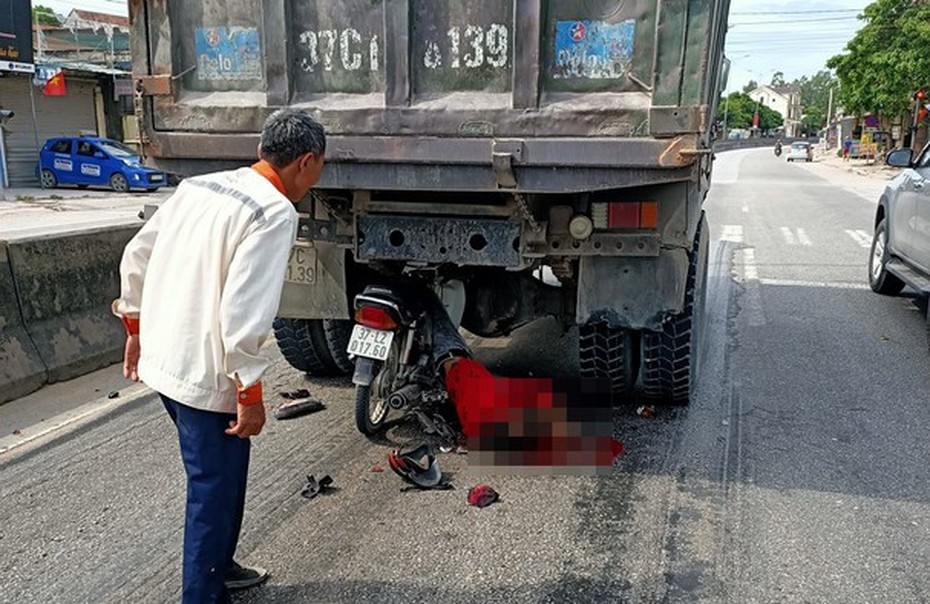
[259,109,326,168]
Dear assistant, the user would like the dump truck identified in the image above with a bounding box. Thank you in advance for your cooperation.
[128,0,730,405]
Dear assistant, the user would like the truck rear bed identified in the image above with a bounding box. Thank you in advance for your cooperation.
[131,0,730,191]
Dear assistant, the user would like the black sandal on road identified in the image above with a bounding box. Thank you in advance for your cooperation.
[274,397,325,420]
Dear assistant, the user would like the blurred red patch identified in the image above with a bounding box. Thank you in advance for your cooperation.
[467,484,500,508]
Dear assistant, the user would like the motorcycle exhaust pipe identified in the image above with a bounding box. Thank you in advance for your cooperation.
[388,383,422,410]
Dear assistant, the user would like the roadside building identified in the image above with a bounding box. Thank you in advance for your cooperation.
[45,9,131,68]
[748,85,803,138]
[0,5,133,186]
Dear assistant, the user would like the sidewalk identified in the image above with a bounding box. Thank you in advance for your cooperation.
[815,148,900,181]
[792,147,895,205]
[0,186,171,240]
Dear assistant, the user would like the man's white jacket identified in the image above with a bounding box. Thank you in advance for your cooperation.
[113,167,297,413]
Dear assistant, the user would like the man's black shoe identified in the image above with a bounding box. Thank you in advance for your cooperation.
[225,561,268,591]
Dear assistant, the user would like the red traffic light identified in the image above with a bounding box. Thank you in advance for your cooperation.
[917,89,926,100]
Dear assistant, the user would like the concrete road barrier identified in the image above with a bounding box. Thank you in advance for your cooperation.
[0,242,47,403]
[4,226,139,393]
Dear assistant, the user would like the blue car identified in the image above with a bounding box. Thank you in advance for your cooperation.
[37,136,167,192]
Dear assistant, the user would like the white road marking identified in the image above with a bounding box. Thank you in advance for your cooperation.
[720,224,744,243]
[845,229,872,248]
[721,226,756,327]
[739,248,766,326]
[0,384,150,455]
[796,228,812,246]
[742,248,759,280]
[759,278,869,291]
[779,227,812,246]
[742,203,749,213]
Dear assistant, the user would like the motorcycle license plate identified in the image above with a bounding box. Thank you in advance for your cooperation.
[347,325,394,361]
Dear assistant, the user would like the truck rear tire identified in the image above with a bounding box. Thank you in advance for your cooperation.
[579,321,637,401]
[640,213,708,406]
[272,318,353,377]
[323,319,354,374]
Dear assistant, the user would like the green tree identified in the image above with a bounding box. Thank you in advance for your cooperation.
[32,5,60,26]
[801,108,826,135]
[722,92,784,131]
[742,79,759,94]
[770,71,786,87]
[790,70,838,130]
[827,0,930,118]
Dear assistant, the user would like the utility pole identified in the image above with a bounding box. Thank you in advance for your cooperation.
[722,95,729,140]
[29,9,44,190]
[826,87,834,150]
[33,4,44,62]
[912,89,925,151]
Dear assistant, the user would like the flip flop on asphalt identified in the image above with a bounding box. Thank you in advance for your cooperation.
[274,397,325,420]
[301,474,334,499]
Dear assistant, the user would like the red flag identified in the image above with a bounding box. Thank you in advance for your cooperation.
[43,70,66,96]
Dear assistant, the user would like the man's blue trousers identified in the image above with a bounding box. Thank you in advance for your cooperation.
[161,395,250,604]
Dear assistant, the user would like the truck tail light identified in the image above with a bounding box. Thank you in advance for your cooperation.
[354,306,398,330]
[609,202,639,228]
[591,202,659,230]
[640,202,658,229]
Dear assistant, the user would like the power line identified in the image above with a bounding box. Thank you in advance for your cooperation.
[726,36,859,44]
[730,16,860,26]
[730,9,862,15]
[45,0,128,11]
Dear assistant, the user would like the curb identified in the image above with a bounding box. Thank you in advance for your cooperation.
[0,225,141,405]
[0,382,154,457]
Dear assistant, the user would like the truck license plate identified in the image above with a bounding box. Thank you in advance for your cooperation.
[347,325,394,361]
[285,245,316,285]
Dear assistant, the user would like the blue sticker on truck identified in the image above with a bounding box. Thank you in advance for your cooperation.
[553,20,635,80]
[195,27,263,81]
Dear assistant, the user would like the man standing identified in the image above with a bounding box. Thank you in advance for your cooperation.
[112,109,325,603]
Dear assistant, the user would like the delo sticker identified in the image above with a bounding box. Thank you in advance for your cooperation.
[553,20,635,80]
[195,27,263,81]
[53,158,72,172]
[81,163,101,177]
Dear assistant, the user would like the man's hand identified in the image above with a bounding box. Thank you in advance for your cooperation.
[123,335,140,381]
[226,402,266,438]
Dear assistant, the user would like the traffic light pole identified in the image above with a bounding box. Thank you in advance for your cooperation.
[913,89,926,151]
[0,110,12,202]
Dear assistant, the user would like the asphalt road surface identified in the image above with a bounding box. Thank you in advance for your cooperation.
[4,148,930,603]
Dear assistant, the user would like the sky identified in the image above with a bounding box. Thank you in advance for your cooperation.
[37,0,870,93]
[36,0,127,19]
[724,0,871,92]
